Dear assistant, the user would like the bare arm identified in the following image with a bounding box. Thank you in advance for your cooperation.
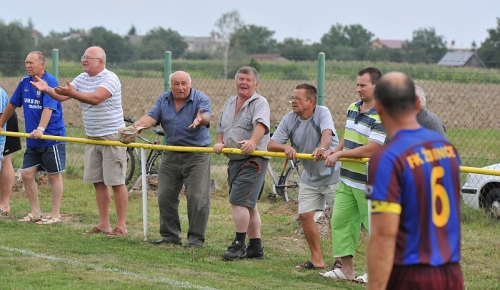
[213,133,225,154]
[313,128,333,162]
[30,75,71,102]
[238,122,266,155]
[55,80,111,105]
[325,140,383,167]
[267,139,297,160]
[189,108,211,128]
[133,115,157,129]
[30,108,53,139]
[367,212,399,290]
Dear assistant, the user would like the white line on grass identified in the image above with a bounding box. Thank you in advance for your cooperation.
[1,246,217,290]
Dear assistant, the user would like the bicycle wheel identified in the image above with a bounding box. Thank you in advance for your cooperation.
[125,147,135,185]
[147,150,162,175]
[281,161,302,202]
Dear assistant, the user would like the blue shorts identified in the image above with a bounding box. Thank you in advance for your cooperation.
[23,144,66,173]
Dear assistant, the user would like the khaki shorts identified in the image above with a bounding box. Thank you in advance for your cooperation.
[83,133,126,186]
[298,181,338,214]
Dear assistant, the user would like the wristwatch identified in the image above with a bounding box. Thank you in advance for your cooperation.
[37,126,45,132]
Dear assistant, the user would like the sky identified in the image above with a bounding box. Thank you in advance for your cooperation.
[2,0,499,49]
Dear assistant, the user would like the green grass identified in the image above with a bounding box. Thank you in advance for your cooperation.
[1,175,500,289]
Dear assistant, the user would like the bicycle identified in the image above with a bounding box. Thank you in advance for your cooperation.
[123,117,164,189]
[266,158,303,202]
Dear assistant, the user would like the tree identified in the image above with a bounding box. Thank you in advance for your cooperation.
[277,38,315,61]
[321,23,373,48]
[212,10,243,78]
[82,27,134,63]
[128,25,137,36]
[477,18,500,68]
[231,25,277,54]
[320,23,374,59]
[405,27,447,63]
[139,27,187,59]
[0,20,35,76]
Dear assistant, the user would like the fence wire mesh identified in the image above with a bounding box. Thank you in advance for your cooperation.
[0,57,499,216]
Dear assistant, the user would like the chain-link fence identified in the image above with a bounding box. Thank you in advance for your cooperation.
[1,56,499,216]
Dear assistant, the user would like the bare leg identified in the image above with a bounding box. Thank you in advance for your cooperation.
[111,184,128,231]
[47,173,63,218]
[247,206,261,239]
[21,167,41,216]
[300,210,325,268]
[0,155,15,212]
[338,255,355,280]
[232,205,250,232]
[94,182,112,233]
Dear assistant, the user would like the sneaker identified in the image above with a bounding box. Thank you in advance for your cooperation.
[222,240,246,260]
[246,246,264,259]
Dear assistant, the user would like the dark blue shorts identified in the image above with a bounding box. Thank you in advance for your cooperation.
[23,144,66,173]
[228,156,268,208]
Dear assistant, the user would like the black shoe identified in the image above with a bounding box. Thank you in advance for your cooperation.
[184,243,204,248]
[246,246,265,259]
[222,240,246,260]
[152,239,182,245]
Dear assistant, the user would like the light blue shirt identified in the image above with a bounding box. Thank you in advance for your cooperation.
[0,87,8,146]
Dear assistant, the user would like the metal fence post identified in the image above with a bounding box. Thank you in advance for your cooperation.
[52,49,59,79]
[317,52,326,106]
[164,51,172,92]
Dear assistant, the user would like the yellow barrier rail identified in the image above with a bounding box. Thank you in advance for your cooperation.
[1,131,499,176]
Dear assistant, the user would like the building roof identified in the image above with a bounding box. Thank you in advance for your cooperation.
[371,38,407,49]
[437,51,485,67]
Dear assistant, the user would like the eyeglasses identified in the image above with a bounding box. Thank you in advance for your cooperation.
[80,56,101,61]
[288,96,310,103]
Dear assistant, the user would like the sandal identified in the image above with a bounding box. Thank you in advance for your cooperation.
[18,213,42,222]
[295,261,325,270]
[36,216,62,225]
[84,226,111,235]
[108,227,128,237]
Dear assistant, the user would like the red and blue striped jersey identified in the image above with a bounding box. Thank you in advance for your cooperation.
[367,127,461,266]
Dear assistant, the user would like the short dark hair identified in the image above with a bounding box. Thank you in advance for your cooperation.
[295,83,318,103]
[374,72,416,116]
[358,67,382,85]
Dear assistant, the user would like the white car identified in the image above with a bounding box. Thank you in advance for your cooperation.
[461,163,500,217]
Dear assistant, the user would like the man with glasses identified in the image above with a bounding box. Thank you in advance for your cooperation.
[268,83,340,270]
[31,46,128,236]
[319,67,387,283]
[0,51,66,225]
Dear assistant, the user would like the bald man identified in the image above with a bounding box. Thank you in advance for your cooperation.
[366,72,463,290]
[135,71,212,248]
[31,46,129,236]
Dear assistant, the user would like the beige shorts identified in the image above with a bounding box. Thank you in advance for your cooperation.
[298,181,338,214]
[83,133,127,186]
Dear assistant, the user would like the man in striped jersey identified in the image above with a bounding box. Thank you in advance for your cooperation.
[320,67,387,282]
[31,46,129,236]
[366,72,463,290]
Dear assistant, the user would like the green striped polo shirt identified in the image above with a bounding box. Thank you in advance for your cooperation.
[341,101,387,190]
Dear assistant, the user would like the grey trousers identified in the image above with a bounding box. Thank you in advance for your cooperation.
[157,151,211,246]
